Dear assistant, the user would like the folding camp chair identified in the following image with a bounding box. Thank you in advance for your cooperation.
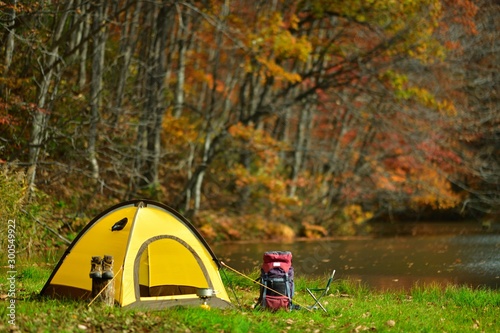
[306,269,335,312]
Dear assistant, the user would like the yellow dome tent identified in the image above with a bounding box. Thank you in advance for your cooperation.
[40,200,231,309]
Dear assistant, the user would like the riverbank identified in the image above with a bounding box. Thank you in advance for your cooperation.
[1,265,498,332]
[213,232,500,291]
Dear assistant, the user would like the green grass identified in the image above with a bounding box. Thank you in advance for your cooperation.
[1,265,498,333]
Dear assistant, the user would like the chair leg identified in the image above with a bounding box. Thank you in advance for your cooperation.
[306,288,328,313]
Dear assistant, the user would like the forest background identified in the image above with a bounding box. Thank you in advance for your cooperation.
[0,0,499,255]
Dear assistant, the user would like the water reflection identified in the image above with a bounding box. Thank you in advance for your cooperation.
[213,233,500,291]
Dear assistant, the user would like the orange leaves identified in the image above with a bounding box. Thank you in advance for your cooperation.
[196,212,242,241]
[374,153,461,211]
[409,167,461,210]
[196,210,297,242]
[255,57,302,83]
[0,112,16,126]
[441,0,479,35]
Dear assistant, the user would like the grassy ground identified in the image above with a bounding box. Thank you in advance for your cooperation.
[1,265,498,333]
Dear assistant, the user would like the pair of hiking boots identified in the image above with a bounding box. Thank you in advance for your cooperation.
[89,255,114,279]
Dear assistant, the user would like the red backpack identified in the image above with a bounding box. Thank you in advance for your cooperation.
[257,251,294,311]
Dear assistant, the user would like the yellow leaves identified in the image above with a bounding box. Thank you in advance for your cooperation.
[256,57,302,83]
[229,122,286,161]
[351,0,448,64]
[407,87,436,108]
[231,160,286,197]
[343,205,374,226]
[228,122,284,177]
[381,70,408,90]
[405,87,457,116]
[273,31,311,62]
[381,70,457,115]
[245,12,311,83]
[228,122,301,213]
[302,222,328,239]
[244,215,296,241]
[263,221,295,241]
[161,112,198,146]
[289,13,300,31]
[437,99,457,116]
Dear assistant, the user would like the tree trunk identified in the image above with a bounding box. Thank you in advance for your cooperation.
[27,0,74,195]
[77,0,90,89]
[193,133,212,214]
[140,2,172,190]
[88,1,108,181]
[115,0,142,110]
[184,143,196,212]
[1,0,17,99]
[190,1,229,213]
[289,101,314,198]
[3,0,16,73]
[173,6,191,118]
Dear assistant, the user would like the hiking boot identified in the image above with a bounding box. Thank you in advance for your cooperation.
[102,255,114,279]
[89,256,102,279]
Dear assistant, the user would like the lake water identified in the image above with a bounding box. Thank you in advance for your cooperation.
[6,223,497,292]
[213,224,500,291]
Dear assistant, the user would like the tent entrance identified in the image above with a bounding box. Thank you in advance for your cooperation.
[137,236,210,297]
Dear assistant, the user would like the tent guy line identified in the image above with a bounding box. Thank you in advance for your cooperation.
[87,265,123,307]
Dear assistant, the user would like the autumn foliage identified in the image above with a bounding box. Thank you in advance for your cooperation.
[0,0,498,243]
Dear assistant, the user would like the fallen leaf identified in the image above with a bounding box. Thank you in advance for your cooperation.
[386,320,396,327]
[354,325,369,332]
